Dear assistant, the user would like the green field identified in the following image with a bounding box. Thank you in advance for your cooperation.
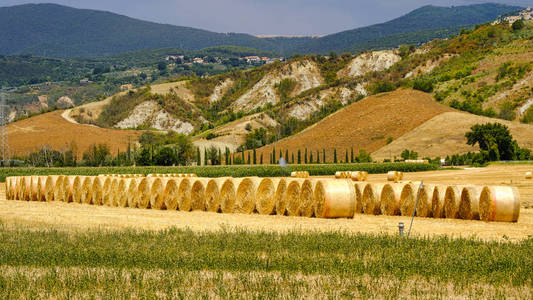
[0,162,437,182]
[0,224,530,298]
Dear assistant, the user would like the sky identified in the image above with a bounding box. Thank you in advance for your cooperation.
[1,0,531,35]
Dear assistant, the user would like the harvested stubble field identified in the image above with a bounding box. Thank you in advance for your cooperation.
[1,164,533,298]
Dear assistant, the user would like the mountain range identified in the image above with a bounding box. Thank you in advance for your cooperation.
[0,3,522,58]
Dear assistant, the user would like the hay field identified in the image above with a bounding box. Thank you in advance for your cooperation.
[372,112,533,160]
[2,164,533,242]
[6,111,141,156]
[256,89,452,162]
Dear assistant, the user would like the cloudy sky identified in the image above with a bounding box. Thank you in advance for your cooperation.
[1,0,530,35]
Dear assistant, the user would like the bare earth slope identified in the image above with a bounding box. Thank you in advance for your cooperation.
[7,111,141,156]
[256,89,453,162]
[372,111,533,160]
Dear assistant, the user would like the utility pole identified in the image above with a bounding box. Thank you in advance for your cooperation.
[0,92,9,166]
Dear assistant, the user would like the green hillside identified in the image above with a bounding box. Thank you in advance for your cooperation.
[0,3,521,58]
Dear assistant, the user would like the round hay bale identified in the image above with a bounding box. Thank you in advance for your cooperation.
[431,185,446,218]
[314,179,356,218]
[334,171,343,179]
[137,177,157,209]
[191,178,210,211]
[205,178,229,213]
[444,185,467,219]
[362,183,384,215]
[285,179,305,216]
[7,177,17,200]
[299,179,318,218]
[61,176,76,203]
[353,182,366,214]
[350,171,365,182]
[177,178,194,212]
[127,178,144,208]
[380,183,403,216]
[116,178,134,208]
[163,179,181,210]
[36,176,48,202]
[400,183,421,216]
[79,177,95,205]
[479,186,520,222]
[417,184,435,218]
[5,177,12,200]
[458,186,482,220]
[91,177,105,205]
[21,177,32,201]
[149,178,171,210]
[44,176,60,202]
[235,177,261,214]
[274,178,288,216]
[108,178,121,207]
[256,178,280,215]
[387,171,399,182]
[71,176,87,203]
[525,172,532,179]
[292,171,309,178]
[29,176,40,201]
[220,178,243,214]
[12,177,19,200]
[100,177,113,206]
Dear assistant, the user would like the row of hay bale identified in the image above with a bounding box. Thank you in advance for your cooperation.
[335,171,368,181]
[4,176,520,222]
[99,174,145,178]
[147,174,198,178]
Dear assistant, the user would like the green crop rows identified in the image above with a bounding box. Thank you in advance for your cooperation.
[0,162,438,182]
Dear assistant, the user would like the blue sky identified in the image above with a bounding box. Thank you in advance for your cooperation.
[1,0,530,35]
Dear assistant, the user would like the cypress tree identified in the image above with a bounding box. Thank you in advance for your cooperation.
[241,150,245,163]
[334,149,338,163]
[291,153,295,164]
[285,149,289,162]
[218,148,222,166]
[204,148,208,166]
[279,150,282,162]
[272,147,276,164]
[316,150,320,164]
[351,147,354,163]
[323,149,326,164]
[297,149,301,164]
[253,148,257,164]
[304,148,308,164]
[260,154,263,164]
[247,152,251,164]
[196,147,201,166]
[345,149,349,163]
[310,151,314,164]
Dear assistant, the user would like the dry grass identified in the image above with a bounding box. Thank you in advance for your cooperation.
[1,182,532,242]
[256,89,452,162]
[6,111,140,156]
[372,111,533,160]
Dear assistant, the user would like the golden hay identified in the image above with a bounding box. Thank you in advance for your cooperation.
[149,178,170,210]
[177,178,194,212]
[291,171,310,178]
[274,178,288,216]
[458,186,482,220]
[285,179,305,217]
[191,179,210,211]
[362,183,384,215]
[380,183,403,216]
[444,185,468,219]
[36,176,48,202]
[29,176,39,201]
[299,179,318,218]
[71,176,86,204]
[431,185,447,218]
[44,176,61,202]
[400,183,421,217]
[417,184,435,218]
[15,177,22,200]
[255,178,279,215]
[80,177,95,205]
[100,177,113,206]
[525,172,532,179]
[4,177,12,200]
[62,176,76,203]
[205,178,230,213]
[479,186,520,222]
[108,178,121,207]
[21,176,32,201]
[127,178,144,208]
[163,179,181,210]
[353,182,366,214]
[91,177,105,206]
[117,178,136,208]
[220,178,243,214]
[236,177,261,214]
[137,177,157,209]
[350,171,367,182]
[314,179,356,218]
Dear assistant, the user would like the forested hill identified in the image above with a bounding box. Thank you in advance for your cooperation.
[0,3,521,58]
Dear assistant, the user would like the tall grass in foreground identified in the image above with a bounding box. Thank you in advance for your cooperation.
[0,224,531,298]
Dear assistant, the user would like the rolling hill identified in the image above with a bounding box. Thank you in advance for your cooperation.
[0,3,520,57]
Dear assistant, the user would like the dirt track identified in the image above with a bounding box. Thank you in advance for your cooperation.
[2,164,533,242]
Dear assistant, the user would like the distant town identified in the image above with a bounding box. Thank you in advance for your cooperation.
[165,55,285,65]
